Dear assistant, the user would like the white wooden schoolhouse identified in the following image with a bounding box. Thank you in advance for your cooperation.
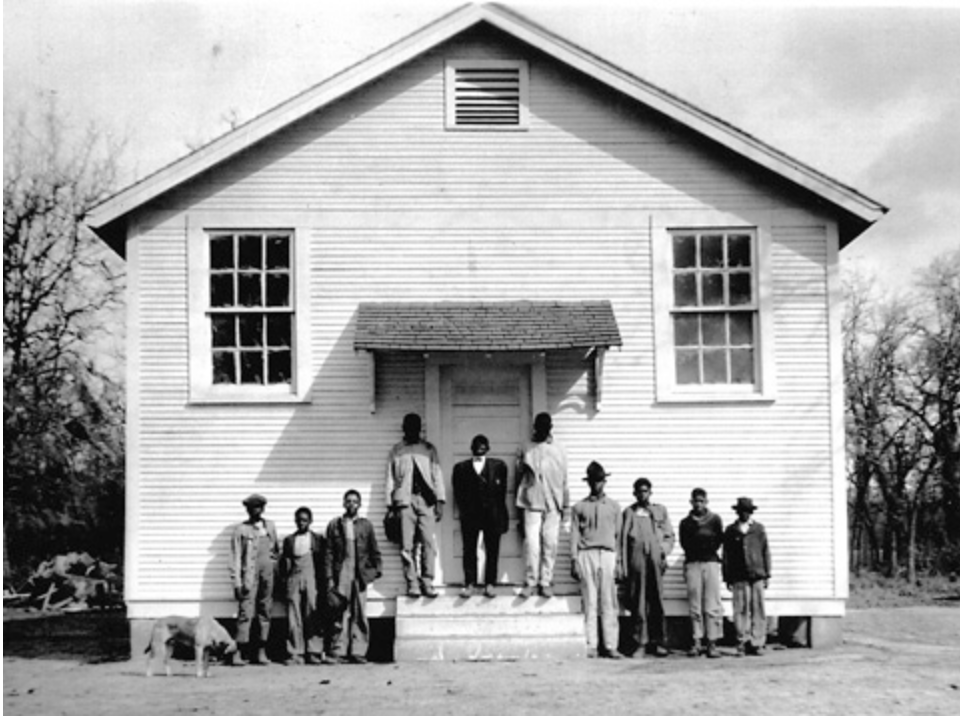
[89,3,886,657]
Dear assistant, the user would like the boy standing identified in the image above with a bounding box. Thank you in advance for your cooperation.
[230,494,280,665]
[280,507,325,665]
[619,477,674,657]
[570,461,622,659]
[679,488,723,658]
[325,490,382,663]
[722,497,771,656]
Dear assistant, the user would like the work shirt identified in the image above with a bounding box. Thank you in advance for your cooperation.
[570,494,622,558]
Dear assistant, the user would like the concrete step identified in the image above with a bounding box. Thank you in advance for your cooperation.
[395,591,586,661]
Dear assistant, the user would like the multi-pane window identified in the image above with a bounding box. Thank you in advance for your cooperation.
[671,230,756,385]
[208,231,293,386]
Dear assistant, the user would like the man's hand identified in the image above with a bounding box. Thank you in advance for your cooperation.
[434,501,444,522]
[571,560,580,581]
[234,586,246,601]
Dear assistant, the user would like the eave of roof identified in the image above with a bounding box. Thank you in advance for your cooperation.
[354,300,622,352]
[88,2,886,254]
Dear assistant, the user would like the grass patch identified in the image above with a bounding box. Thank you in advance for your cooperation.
[848,571,960,609]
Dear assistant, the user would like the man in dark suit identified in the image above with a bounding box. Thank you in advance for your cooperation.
[453,434,509,598]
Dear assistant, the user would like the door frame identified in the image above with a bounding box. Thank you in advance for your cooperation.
[424,352,547,586]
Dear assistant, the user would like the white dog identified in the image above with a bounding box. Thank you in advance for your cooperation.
[144,616,237,677]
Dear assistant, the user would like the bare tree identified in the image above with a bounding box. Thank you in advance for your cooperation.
[844,251,960,581]
[3,102,126,579]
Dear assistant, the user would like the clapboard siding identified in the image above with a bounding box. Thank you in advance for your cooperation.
[126,27,843,612]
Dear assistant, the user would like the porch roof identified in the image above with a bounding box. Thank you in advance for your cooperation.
[354,300,622,352]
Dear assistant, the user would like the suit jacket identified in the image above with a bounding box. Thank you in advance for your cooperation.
[324,516,382,593]
[452,456,509,534]
[279,531,324,598]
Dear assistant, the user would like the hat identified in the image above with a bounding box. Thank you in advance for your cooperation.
[584,461,611,482]
[242,493,268,507]
[732,497,756,513]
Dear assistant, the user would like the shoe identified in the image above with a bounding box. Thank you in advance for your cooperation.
[304,654,320,665]
[284,655,304,666]
[706,643,721,659]
[421,584,439,598]
[735,644,745,658]
[604,651,624,660]
[229,651,248,667]
[349,655,368,664]
[539,585,554,598]
[745,644,763,656]
[687,646,702,658]
[519,585,535,599]
[586,649,599,659]
[254,647,269,665]
[483,584,496,599]
[406,587,421,598]
[459,585,474,599]
[647,644,668,657]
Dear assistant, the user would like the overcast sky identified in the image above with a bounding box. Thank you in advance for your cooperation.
[5,0,959,294]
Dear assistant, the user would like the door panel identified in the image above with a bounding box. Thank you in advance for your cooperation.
[438,361,530,586]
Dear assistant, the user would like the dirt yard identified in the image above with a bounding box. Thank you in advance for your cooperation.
[4,606,960,716]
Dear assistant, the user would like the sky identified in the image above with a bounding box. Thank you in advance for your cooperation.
[5,0,959,295]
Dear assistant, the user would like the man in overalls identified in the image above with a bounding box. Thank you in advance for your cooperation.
[230,493,280,665]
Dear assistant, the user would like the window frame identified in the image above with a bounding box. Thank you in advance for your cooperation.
[652,215,776,403]
[444,59,530,131]
[188,219,311,404]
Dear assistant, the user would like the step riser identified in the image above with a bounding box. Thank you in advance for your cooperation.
[396,636,587,661]
[397,615,583,638]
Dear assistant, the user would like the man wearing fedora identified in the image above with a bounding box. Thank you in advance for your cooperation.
[230,493,280,665]
[570,461,622,658]
[722,497,771,656]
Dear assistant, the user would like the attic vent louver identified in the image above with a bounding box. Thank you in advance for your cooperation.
[446,60,529,130]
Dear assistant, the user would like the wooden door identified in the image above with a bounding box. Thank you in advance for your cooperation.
[437,361,531,586]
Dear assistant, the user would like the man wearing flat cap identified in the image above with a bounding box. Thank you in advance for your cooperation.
[230,493,280,665]
[722,496,771,656]
[570,461,622,658]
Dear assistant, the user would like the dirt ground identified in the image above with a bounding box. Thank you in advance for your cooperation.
[4,606,960,716]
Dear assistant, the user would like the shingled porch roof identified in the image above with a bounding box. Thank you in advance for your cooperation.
[354,300,622,352]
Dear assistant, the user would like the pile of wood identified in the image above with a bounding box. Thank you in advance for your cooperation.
[4,552,122,612]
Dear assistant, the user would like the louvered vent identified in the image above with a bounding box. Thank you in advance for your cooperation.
[446,60,528,129]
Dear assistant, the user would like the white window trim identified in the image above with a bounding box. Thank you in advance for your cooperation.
[651,212,776,403]
[187,215,311,404]
[444,59,530,131]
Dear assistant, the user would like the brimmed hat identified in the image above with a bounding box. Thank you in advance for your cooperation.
[242,493,268,507]
[584,461,611,482]
[732,497,756,513]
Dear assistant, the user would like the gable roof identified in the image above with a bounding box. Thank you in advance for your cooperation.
[355,300,622,352]
[88,2,886,252]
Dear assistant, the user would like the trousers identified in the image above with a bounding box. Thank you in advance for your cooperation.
[577,549,619,653]
[401,493,437,589]
[731,580,767,648]
[685,561,723,642]
[523,509,561,588]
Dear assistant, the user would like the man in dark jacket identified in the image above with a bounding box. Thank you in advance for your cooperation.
[722,496,771,656]
[453,434,509,598]
[280,507,325,664]
[325,490,382,663]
